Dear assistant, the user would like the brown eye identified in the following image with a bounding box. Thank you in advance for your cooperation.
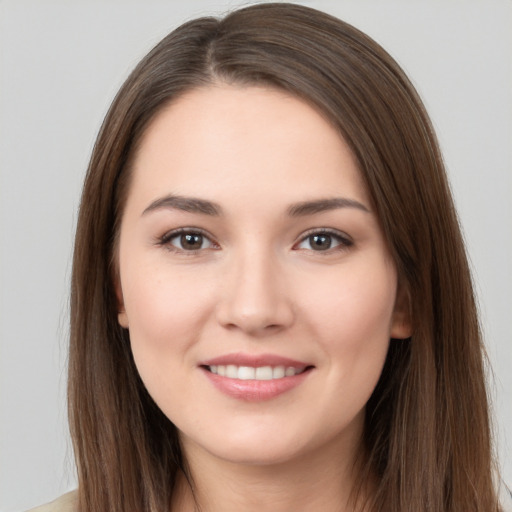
[161,230,215,252]
[180,233,204,250]
[295,230,353,252]
[309,234,332,251]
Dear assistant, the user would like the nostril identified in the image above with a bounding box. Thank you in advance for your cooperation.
[215,292,295,334]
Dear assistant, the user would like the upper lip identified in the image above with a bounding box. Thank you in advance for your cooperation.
[200,352,312,368]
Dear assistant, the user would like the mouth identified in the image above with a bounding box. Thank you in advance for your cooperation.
[199,353,314,401]
[203,364,310,380]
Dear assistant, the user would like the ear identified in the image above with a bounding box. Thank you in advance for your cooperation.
[114,273,129,329]
[390,283,412,339]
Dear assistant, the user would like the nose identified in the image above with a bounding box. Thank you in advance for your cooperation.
[215,248,295,336]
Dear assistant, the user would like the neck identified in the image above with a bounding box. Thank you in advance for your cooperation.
[171,423,372,512]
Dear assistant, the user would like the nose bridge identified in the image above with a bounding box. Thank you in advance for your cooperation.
[216,240,294,334]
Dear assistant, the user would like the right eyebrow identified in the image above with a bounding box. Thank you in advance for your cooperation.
[142,194,223,217]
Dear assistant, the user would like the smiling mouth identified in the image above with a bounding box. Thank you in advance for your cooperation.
[200,356,314,400]
[203,365,312,381]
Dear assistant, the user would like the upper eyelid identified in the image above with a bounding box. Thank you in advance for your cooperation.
[156,228,220,253]
[159,227,214,242]
[297,227,353,243]
[293,228,354,254]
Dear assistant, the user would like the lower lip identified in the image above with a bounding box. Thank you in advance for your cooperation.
[201,367,312,401]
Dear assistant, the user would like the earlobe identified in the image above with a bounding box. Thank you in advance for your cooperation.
[114,274,129,329]
[118,310,129,329]
[390,285,412,340]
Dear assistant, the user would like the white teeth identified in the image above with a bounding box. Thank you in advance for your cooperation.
[255,366,273,380]
[285,367,296,377]
[238,366,255,380]
[272,366,285,379]
[207,364,306,380]
[226,365,238,379]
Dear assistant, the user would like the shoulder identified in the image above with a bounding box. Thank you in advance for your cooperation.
[500,482,512,512]
[26,491,77,512]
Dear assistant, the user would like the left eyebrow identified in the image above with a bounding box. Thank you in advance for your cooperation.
[287,197,370,216]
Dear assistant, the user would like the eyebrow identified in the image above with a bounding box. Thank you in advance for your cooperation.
[142,195,222,216]
[287,197,370,216]
[142,194,370,217]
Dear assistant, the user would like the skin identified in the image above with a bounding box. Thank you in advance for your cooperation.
[116,84,411,511]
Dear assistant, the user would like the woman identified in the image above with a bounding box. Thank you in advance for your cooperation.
[30,3,509,511]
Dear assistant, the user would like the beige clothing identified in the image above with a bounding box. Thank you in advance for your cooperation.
[26,491,77,512]
[26,486,512,512]
[500,483,512,512]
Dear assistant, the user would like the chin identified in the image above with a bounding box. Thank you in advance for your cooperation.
[208,439,308,467]
[179,414,358,469]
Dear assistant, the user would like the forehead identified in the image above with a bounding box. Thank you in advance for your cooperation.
[127,84,369,213]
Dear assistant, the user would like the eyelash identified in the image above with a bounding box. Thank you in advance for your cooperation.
[293,228,353,253]
[156,227,353,255]
[157,228,219,255]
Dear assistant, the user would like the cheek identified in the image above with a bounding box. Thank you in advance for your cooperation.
[300,257,396,375]
[308,257,395,323]
[120,262,216,363]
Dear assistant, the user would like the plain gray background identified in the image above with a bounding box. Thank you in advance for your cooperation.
[1,1,511,510]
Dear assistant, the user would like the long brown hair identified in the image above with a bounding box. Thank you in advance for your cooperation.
[69,3,500,511]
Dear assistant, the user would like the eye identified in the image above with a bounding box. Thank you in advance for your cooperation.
[159,229,217,253]
[295,230,353,252]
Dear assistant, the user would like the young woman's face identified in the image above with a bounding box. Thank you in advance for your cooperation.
[116,85,411,467]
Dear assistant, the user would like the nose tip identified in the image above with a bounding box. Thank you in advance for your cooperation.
[215,262,294,336]
[219,303,293,336]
